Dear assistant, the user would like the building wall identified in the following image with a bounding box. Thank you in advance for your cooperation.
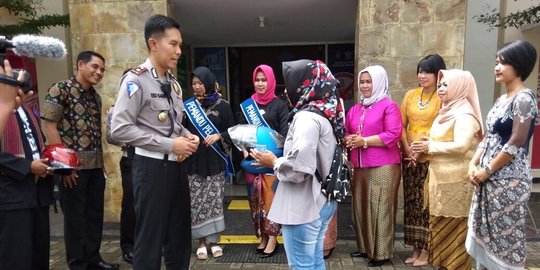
[354,0,467,105]
[68,0,168,221]
[501,1,540,176]
[354,0,468,226]
[501,1,540,94]
[36,0,71,106]
[463,0,500,124]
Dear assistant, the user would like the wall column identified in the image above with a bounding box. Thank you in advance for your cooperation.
[68,0,168,221]
[463,0,501,123]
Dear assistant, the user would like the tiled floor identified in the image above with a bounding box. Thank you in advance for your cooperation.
[48,182,540,269]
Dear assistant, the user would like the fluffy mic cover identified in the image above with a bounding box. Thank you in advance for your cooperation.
[12,34,67,60]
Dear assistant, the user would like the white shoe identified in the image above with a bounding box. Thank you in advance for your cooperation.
[196,247,208,260]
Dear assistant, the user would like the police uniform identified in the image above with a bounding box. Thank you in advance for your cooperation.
[110,59,191,270]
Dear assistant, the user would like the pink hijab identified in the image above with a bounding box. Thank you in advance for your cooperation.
[438,69,484,136]
[251,64,277,105]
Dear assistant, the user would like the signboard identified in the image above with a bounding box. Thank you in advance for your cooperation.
[327,44,355,111]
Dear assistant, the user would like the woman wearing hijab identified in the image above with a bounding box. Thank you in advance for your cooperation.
[410,69,483,270]
[466,40,537,270]
[223,64,288,257]
[184,66,236,260]
[251,59,342,269]
[345,65,402,267]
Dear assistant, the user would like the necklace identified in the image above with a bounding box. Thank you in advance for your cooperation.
[417,89,436,110]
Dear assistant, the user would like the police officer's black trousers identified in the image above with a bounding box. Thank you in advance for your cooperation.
[0,206,50,270]
[59,168,106,269]
[120,156,135,255]
[132,155,191,270]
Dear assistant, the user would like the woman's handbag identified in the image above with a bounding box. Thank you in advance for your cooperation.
[315,137,352,202]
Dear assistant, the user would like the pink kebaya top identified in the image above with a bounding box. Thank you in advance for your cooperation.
[345,98,402,168]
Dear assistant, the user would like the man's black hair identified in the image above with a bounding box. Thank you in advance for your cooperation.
[76,51,105,69]
[144,14,181,50]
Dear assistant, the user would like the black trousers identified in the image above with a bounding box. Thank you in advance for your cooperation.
[132,155,191,270]
[59,168,105,270]
[0,206,50,270]
[120,156,135,254]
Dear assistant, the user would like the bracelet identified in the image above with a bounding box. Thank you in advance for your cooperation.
[362,138,368,149]
[484,164,494,175]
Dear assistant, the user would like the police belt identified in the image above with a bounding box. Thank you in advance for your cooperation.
[122,146,135,158]
[134,147,177,162]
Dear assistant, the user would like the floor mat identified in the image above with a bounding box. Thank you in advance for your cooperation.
[214,244,287,264]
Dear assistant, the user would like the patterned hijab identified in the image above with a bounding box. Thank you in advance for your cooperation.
[359,65,391,106]
[437,69,484,136]
[251,64,277,105]
[282,59,345,138]
[192,66,220,108]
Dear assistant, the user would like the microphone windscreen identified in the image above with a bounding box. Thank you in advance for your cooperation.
[12,34,67,60]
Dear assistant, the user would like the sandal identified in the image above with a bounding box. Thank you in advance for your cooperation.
[210,245,223,258]
[196,247,208,260]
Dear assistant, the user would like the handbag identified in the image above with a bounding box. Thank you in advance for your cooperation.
[315,133,352,202]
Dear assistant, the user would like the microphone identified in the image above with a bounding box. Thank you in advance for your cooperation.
[0,34,67,60]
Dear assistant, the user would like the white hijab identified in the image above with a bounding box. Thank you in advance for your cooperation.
[358,65,391,106]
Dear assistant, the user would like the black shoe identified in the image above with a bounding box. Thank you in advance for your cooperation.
[123,251,133,264]
[88,261,120,270]
[260,244,279,258]
[255,247,265,254]
[323,247,334,260]
[368,259,389,267]
[350,251,368,258]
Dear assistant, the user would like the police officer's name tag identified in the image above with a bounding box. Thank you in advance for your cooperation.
[127,81,140,98]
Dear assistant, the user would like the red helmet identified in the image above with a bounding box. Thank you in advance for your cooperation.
[41,144,80,175]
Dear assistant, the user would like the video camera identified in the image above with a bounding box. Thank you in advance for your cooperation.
[0,34,67,93]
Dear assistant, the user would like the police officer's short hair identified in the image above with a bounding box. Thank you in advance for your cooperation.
[76,51,105,69]
[144,15,181,50]
[497,40,537,81]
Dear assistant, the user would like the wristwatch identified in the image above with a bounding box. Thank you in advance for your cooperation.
[362,138,368,149]
[484,164,494,175]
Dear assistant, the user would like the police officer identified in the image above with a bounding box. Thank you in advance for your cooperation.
[110,15,199,270]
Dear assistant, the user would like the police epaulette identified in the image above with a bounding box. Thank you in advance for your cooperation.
[131,66,148,75]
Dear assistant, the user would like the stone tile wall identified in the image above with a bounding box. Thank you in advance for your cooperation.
[355,0,467,226]
[68,0,168,221]
[355,0,467,104]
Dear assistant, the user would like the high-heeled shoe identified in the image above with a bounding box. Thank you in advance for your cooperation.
[255,248,264,254]
[260,244,279,258]
[350,251,368,258]
[368,259,389,267]
[323,247,334,260]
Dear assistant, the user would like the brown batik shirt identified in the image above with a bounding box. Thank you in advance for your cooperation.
[41,76,103,169]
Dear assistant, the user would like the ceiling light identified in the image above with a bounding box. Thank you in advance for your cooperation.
[259,16,265,28]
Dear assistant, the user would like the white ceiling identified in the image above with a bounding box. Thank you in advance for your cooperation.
[170,0,357,47]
